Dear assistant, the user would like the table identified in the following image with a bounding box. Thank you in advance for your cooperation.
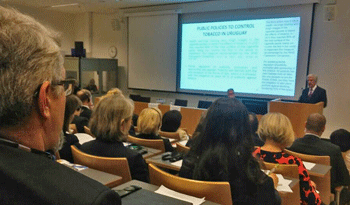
[79,168,123,188]
[113,180,219,205]
[146,153,181,172]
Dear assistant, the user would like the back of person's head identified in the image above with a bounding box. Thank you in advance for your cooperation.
[77,89,92,103]
[227,88,235,98]
[305,113,326,134]
[330,129,350,152]
[63,95,82,133]
[258,112,295,147]
[191,98,262,182]
[137,108,162,135]
[89,95,134,142]
[248,112,259,134]
[0,6,63,127]
[161,110,182,132]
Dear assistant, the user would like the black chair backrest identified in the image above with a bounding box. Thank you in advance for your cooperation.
[198,100,212,109]
[174,99,188,107]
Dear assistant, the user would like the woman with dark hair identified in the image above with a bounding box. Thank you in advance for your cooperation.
[179,98,281,204]
[59,95,82,163]
[330,129,350,174]
[161,110,188,140]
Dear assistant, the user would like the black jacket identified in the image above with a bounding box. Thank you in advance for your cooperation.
[298,86,327,107]
[80,139,149,182]
[0,144,121,205]
[288,134,350,192]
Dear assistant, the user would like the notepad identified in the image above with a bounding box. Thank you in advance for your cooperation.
[171,159,183,167]
[155,185,205,205]
[302,161,316,170]
[276,174,293,193]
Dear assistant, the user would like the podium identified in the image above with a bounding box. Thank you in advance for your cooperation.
[268,101,324,138]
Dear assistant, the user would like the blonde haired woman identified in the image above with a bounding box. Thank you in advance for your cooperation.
[80,95,149,182]
[253,112,321,205]
[136,108,174,152]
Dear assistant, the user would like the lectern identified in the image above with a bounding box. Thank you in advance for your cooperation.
[268,101,324,138]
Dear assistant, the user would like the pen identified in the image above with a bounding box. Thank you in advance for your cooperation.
[268,164,279,175]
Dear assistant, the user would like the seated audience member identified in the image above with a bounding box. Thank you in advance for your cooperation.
[72,113,89,133]
[227,88,235,98]
[80,95,149,182]
[330,129,350,174]
[76,89,93,120]
[179,98,281,204]
[0,6,120,204]
[59,95,82,163]
[288,113,350,194]
[161,110,188,141]
[106,88,123,97]
[136,108,174,152]
[253,112,321,205]
[84,78,98,94]
[248,112,264,146]
[128,114,138,137]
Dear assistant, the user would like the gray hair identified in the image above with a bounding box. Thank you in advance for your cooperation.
[0,6,64,127]
[89,95,134,142]
[307,74,318,83]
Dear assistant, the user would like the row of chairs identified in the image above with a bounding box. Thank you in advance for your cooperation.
[129,94,218,108]
[70,142,232,204]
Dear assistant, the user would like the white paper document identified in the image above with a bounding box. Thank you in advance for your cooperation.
[276,174,293,193]
[155,185,205,205]
[171,159,183,167]
[179,140,188,146]
[302,161,316,170]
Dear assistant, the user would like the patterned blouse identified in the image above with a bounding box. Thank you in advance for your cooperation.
[253,147,322,205]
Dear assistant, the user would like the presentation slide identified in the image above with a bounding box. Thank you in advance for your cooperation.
[179,17,301,97]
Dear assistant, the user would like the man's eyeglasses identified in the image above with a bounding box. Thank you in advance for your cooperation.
[34,80,75,98]
[52,80,74,96]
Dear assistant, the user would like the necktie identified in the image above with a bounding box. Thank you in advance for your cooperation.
[308,89,313,98]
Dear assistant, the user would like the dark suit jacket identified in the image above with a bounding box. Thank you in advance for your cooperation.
[298,86,327,107]
[72,115,89,133]
[0,144,120,205]
[80,106,92,120]
[59,133,81,163]
[80,139,149,182]
[136,133,174,152]
[288,134,350,192]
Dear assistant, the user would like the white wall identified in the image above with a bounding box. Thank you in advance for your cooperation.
[0,4,77,54]
[4,0,350,138]
[308,0,350,137]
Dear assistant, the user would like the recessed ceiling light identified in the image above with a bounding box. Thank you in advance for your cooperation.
[51,3,79,8]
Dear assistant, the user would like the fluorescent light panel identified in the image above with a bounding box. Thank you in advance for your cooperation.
[51,3,79,8]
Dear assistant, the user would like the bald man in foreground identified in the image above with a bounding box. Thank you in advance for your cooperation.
[288,113,350,197]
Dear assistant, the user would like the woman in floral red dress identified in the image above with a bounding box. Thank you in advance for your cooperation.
[253,112,322,205]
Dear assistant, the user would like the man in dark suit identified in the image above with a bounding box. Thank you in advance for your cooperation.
[298,74,327,107]
[77,89,93,120]
[288,113,350,195]
[0,6,120,204]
